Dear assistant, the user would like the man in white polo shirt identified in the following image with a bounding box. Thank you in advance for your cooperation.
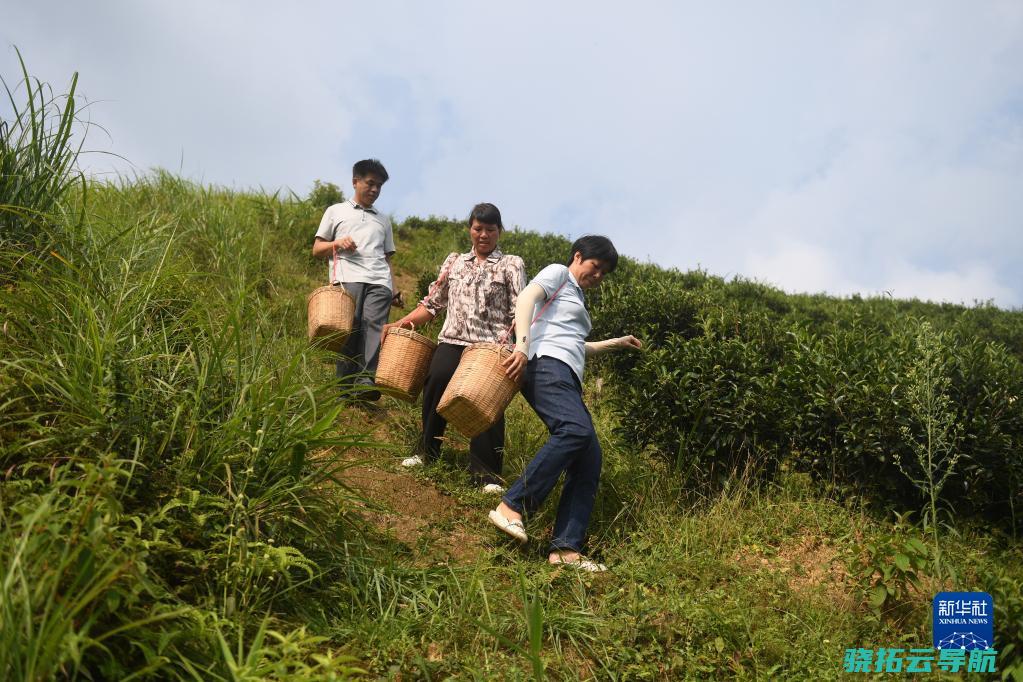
[311,159,395,400]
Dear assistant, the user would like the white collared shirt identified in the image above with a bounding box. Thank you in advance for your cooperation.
[527,264,591,383]
[315,200,395,291]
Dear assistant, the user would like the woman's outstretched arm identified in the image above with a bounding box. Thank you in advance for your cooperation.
[584,335,643,356]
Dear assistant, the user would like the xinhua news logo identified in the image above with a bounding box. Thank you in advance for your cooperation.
[842,591,997,674]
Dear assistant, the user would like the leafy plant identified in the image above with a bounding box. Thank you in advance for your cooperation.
[210,615,366,680]
[848,513,931,623]
[979,556,1023,680]
[0,456,188,679]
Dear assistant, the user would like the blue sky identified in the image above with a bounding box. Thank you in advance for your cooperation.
[4,1,1022,307]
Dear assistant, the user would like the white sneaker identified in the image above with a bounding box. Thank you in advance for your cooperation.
[401,455,423,468]
[481,483,505,494]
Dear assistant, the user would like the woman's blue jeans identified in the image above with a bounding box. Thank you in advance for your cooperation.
[502,356,602,553]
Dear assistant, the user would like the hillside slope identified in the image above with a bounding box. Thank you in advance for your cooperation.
[2,177,1021,679]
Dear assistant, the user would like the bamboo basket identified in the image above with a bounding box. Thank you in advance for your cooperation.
[307,284,355,352]
[375,327,437,402]
[437,342,520,438]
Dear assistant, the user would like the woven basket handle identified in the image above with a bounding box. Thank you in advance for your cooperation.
[382,319,413,349]
[331,242,346,285]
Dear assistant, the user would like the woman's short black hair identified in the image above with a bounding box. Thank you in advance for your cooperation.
[352,158,389,182]
[468,202,504,230]
[568,235,618,273]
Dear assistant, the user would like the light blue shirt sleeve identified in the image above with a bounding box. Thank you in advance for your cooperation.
[532,264,570,299]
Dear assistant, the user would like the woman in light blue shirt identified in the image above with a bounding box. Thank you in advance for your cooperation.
[489,236,642,572]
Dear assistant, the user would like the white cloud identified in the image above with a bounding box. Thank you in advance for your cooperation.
[884,260,1015,306]
[745,241,1016,306]
[745,242,864,298]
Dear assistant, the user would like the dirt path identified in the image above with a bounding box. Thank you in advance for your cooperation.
[333,406,489,566]
[339,460,485,564]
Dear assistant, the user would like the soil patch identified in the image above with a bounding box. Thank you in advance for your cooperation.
[328,402,487,565]
[734,533,854,608]
[321,393,487,565]
[339,459,484,564]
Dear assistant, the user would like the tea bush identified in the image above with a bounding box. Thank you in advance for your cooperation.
[598,287,1022,529]
[981,554,1023,680]
[779,321,918,500]
[608,305,791,484]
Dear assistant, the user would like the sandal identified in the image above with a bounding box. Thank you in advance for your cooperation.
[549,553,607,573]
[488,509,527,543]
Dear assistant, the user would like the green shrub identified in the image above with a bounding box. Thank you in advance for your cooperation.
[593,271,1022,531]
[611,305,790,485]
[306,179,344,210]
[980,553,1023,678]
[778,320,917,499]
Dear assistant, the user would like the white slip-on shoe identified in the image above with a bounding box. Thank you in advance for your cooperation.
[481,483,506,494]
[400,455,423,468]
[488,509,527,543]
[549,554,608,573]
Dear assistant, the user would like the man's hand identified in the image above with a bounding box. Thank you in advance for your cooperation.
[335,236,356,252]
[502,350,528,384]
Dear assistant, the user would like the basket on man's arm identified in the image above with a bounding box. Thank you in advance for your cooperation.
[307,248,355,352]
[307,285,355,352]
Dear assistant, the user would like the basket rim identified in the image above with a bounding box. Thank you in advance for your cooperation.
[465,341,514,353]
[386,327,438,348]
[307,284,355,303]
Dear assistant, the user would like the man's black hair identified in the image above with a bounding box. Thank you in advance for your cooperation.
[468,202,504,230]
[568,235,618,273]
[352,159,389,182]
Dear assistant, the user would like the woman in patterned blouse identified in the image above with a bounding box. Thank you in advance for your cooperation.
[382,203,527,492]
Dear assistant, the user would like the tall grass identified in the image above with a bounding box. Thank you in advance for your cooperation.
[0,455,191,680]
[1,47,84,248]
[1,56,376,675]
[0,169,381,676]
